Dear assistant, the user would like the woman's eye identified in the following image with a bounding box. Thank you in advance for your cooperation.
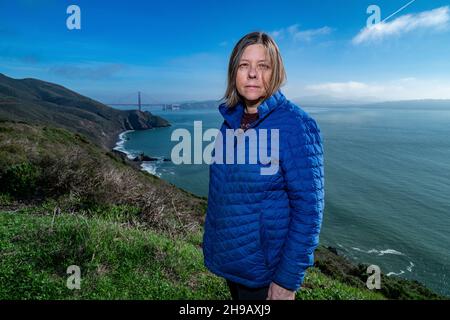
[238,63,270,70]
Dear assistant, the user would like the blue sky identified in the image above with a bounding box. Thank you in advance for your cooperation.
[1,0,450,103]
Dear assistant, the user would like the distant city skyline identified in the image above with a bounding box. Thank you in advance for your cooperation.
[1,0,450,103]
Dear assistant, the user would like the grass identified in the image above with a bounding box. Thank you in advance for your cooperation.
[0,193,13,206]
[0,210,227,300]
[0,122,207,240]
[300,268,384,300]
[0,205,385,300]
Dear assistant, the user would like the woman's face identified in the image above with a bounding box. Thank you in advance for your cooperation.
[236,44,272,105]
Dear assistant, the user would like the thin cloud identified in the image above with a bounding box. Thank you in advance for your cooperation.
[49,63,126,80]
[306,81,372,94]
[353,6,450,44]
[303,79,450,100]
[270,24,333,42]
[0,47,41,64]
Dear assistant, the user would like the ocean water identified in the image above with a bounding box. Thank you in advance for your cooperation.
[112,104,450,296]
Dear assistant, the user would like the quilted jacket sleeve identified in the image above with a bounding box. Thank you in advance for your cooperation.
[272,116,325,291]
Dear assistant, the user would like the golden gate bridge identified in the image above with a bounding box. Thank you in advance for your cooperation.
[106,92,179,111]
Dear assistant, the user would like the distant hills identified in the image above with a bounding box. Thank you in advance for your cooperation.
[0,73,170,149]
[352,99,450,109]
[295,96,450,108]
[178,100,222,110]
[171,95,450,110]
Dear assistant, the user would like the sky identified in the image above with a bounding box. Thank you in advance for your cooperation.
[1,0,450,104]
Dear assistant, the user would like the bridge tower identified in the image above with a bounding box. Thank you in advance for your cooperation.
[138,91,142,112]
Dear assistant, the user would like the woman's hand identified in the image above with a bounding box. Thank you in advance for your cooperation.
[266,282,296,300]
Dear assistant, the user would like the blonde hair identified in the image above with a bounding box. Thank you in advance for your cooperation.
[222,31,287,108]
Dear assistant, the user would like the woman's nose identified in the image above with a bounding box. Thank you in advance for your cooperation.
[248,66,258,79]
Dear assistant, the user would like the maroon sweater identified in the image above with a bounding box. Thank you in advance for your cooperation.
[240,110,259,131]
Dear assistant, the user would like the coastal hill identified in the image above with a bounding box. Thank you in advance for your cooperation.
[172,96,450,110]
[179,100,221,110]
[0,73,170,149]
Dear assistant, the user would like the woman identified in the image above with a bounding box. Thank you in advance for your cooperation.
[203,31,325,300]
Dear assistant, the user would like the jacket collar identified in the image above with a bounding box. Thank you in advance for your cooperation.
[219,89,286,129]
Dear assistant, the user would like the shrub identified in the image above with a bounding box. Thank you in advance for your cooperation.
[0,162,40,198]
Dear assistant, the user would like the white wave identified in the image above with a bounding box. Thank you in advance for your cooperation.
[113,130,136,159]
[387,261,415,277]
[351,247,404,256]
[113,130,172,179]
[338,245,416,279]
[160,167,176,176]
[141,161,162,177]
[114,130,134,148]
[116,147,140,160]
[377,249,404,256]
[406,261,415,272]
[387,270,405,277]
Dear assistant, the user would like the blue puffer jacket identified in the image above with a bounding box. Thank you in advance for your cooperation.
[203,89,325,291]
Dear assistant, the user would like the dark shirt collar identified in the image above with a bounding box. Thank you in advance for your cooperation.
[219,89,286,129]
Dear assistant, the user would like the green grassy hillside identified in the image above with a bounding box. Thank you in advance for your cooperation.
[0,73,170,149]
